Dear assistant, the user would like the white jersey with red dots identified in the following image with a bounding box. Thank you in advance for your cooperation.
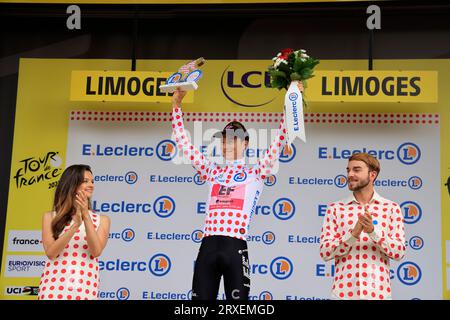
[171,104,288,240]
[38,211,100,300]
[319,191,406,300]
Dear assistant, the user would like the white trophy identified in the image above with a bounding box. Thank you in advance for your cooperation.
[159,57,206,93]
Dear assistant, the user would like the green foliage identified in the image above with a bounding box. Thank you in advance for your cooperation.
[269,51,320,90]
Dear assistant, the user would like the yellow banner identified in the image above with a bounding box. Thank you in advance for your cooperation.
[307,71,438,103]
[71,69,438,104]
[70,70,194,103]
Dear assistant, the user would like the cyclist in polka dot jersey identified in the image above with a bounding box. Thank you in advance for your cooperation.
[39,165,110,300]
[171,85,301,300]
[320,153,406,300]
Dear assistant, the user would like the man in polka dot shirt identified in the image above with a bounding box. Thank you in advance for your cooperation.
[319,153,406,300]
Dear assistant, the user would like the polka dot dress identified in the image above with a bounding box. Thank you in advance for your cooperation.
[172,104,288,240]
[38,211,100,300]
[319,192,406,300]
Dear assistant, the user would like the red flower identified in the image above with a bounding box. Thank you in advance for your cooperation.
[279,48,294,60]
[281,48,294,56]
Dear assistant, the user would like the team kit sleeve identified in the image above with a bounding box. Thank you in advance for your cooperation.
[256,116,289,179]
[171,101,213,180]
[367,203,406,261]
[319,205,357,261]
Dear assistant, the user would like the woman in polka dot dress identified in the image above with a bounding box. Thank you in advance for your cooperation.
[39,164,111,300]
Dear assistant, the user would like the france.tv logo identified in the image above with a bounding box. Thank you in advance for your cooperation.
[116,287,130,300]
[409,236,424,250]
[156,140,177,161]
[397,261,422,286]
[153,196,176,218]
[270,256,293,280]
[400,201,422,224]
[149,254,171,277]
[121,228,135,242]
[279,144,296,163]
[262,231,276,245]
[397,143,421,165]
[125,171,138,185]
[191,230,203,243]
[334,174,348,188]
[264,175,277,187]
[272,198,296,220]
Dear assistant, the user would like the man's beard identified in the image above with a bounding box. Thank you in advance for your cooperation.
[348,174,371,191]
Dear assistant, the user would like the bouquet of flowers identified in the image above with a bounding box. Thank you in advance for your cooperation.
[268,48,319,144]
[268,48,320,91]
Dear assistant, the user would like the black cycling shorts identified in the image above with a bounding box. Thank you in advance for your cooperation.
[192,235,250,300]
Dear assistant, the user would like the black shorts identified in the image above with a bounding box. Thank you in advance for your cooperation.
[192,235,250,300]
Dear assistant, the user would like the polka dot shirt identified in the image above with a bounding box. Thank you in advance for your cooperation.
[172,103,288,240]
[319,191,406,300]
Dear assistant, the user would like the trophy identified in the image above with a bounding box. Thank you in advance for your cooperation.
[159,57,206,93]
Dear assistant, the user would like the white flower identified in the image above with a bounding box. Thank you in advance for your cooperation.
[273,57,288,69]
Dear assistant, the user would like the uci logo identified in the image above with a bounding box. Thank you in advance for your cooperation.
[334,174,348,188]
[153,196,176,218]
[270,256,293,280]
[149,253,171,277]
[194,173,206,186]
[409,236,424,250]
[408,176,422,190]
[116,287,130,300]
[279,144,296,163]
[262,231,276,245]
[397,261,422,286]
[125,171,138,185]
[220,66,276,107]
[191,230,203,243]
[401,201,422,224]
[289,92,298,101]
[397,142,421,165]
[264,175,277,187]
[233,172,247,182]
[156,140,177,161]
[259,291,273,300]
[272,198,296,220]
[121,228,135,242]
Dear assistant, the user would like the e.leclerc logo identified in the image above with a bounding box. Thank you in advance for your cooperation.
[400,201,422,224]
[272,198,296,220]
[318,143,421,165]
[82,140,177,161]
[397,261,422,286]
[149,254,172,277]
[270,257,293,280]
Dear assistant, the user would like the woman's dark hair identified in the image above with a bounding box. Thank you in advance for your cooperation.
[51,164,92,239]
